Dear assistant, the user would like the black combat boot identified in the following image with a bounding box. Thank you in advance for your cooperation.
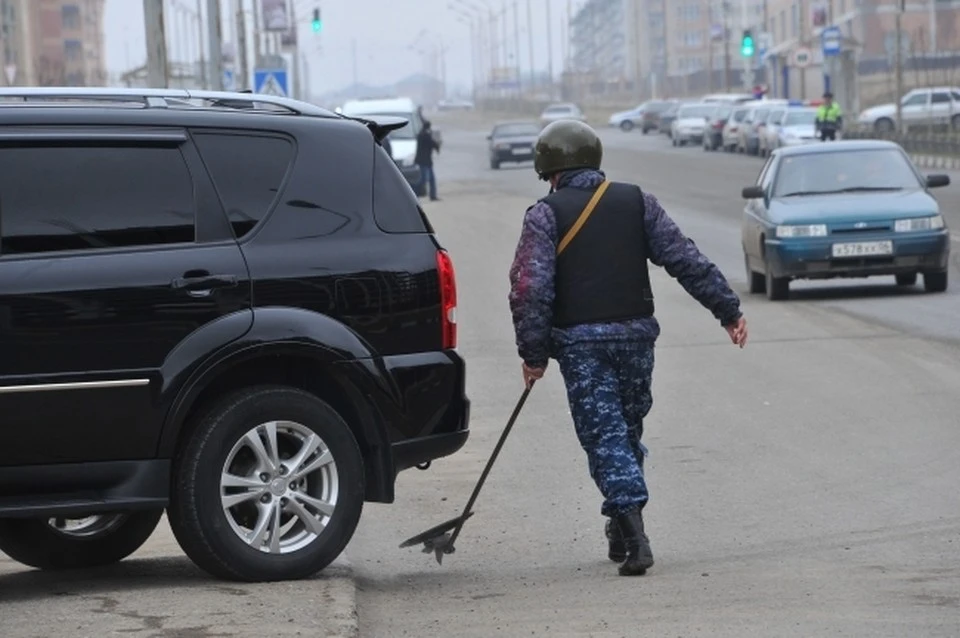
[614,508,654,576]
[605,517,626,562]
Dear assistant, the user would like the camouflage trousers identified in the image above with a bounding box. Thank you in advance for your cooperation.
[556,340,653,518]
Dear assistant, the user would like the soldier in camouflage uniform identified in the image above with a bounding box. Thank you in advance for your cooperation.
[508,119,748,576]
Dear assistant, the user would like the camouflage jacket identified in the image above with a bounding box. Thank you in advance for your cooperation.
[508,168,742,368]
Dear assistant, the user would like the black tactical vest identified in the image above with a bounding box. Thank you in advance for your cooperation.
[541,181,655,328]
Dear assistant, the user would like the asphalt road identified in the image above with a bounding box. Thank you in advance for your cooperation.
[350,114,960,636]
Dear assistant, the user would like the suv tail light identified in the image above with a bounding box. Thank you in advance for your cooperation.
[436,249,457,349]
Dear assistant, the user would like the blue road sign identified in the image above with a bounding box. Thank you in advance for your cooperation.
[822,26,842,57]
[254,69,288,97]
[223,69,235,91]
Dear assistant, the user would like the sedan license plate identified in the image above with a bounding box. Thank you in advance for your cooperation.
[511,147,530,155]
[831,241,893,258]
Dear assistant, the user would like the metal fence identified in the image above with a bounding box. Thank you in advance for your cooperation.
[844,125,960,159]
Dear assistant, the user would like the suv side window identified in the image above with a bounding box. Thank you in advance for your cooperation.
[0,144,194,256]
[193,132,295,239]
[931,92,951,104]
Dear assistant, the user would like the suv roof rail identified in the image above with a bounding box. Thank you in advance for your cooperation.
[0,87,339,118]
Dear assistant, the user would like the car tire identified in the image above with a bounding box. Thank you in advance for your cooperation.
[923,270,948,293]
[764,264,789,301]
[895,273,918,287]
[620,121,634,132]
[745,254,766,294]
[874,118,895,134]
[490,159,500,170]
[0,509,163,571]
[168,385,365,582]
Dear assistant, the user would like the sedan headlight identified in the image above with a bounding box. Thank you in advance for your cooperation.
[495,142,511,150]
[776,224,828,238]
[894,215,944,232]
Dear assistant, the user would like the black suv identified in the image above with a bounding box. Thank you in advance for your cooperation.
[0,88,469,582]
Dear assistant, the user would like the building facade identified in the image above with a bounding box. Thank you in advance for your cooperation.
[0,0,106,87]
[760,0,960,111]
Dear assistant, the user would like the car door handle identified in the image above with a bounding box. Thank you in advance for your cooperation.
[171,273,239,297]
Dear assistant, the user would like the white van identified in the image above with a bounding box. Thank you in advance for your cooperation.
[339,97,425,195]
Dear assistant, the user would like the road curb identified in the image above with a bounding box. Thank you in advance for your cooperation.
[323,554,360,638]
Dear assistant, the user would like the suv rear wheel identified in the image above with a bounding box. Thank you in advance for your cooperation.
[0,509,163,570]
[168,385,364,582]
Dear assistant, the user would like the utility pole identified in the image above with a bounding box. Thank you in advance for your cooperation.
[513,1,521,97]
[289,0,299,99]
[740,0,752,91]
[526,0,535,91]
[196,0,207,88]
[352,39,358,90]
[798,0,806,98]
[633,0,642,100]
[895,0,904,132]
[252,0,262,66]
[144,0,168,88]
[236,2,248,90]
[206,0,223,90]
[545,0,554,98]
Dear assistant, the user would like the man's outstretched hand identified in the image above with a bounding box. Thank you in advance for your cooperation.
[522,362,545,388]
[725,316,748,348]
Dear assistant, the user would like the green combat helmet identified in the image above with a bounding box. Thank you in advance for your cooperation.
[534,119,603,180]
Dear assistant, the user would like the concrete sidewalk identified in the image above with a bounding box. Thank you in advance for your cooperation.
[0,517,359,637]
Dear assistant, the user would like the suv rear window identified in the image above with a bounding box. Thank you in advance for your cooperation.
[193,132,294,239]
[372,144,431,233]
[0,144,194,256]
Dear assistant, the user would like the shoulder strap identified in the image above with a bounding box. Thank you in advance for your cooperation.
[556,180,610,256]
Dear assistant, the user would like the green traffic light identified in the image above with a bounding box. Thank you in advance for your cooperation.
[312,8,322,32]
[741,30,755,57]
[312,19,321,32]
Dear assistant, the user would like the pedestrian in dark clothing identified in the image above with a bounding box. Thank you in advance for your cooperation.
[508,120,748,577]
[415,120,441,201]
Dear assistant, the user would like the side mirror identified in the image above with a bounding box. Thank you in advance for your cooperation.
[742,185,765,199]
[926,174,950,188]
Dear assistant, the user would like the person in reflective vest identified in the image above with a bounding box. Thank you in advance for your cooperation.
[507,119,749,577]
[816,92,843,141]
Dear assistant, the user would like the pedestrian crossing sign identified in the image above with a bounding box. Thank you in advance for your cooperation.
[253,69,288,97]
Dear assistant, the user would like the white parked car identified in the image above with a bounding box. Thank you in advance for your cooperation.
[764,107,820,152]
[857,86,960,133]
[608,105,645,131]
[539,103,587,127]
[670,103,716,146]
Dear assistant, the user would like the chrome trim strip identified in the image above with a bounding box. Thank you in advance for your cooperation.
[0,379,150,394]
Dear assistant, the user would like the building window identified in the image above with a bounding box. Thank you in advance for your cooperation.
[64,39,82,61]
[62,4,80,29]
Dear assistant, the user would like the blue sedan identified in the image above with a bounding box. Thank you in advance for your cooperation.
[741,140,951,300]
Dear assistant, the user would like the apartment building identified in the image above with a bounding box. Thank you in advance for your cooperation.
[760,0,960,108]
[567,0,769,97]
[0,0,106,87]
[568,0,638,84]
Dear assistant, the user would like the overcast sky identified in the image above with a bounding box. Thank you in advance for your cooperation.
[104,0,582,96]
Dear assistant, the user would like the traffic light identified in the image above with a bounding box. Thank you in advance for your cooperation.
[311,7,322,33]
[740,29,755,57]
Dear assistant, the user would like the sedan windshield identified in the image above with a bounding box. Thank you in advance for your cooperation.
[774,149,922,197]
[678,105,715,119]
[782,110,818,126]
[494,123,540,137]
